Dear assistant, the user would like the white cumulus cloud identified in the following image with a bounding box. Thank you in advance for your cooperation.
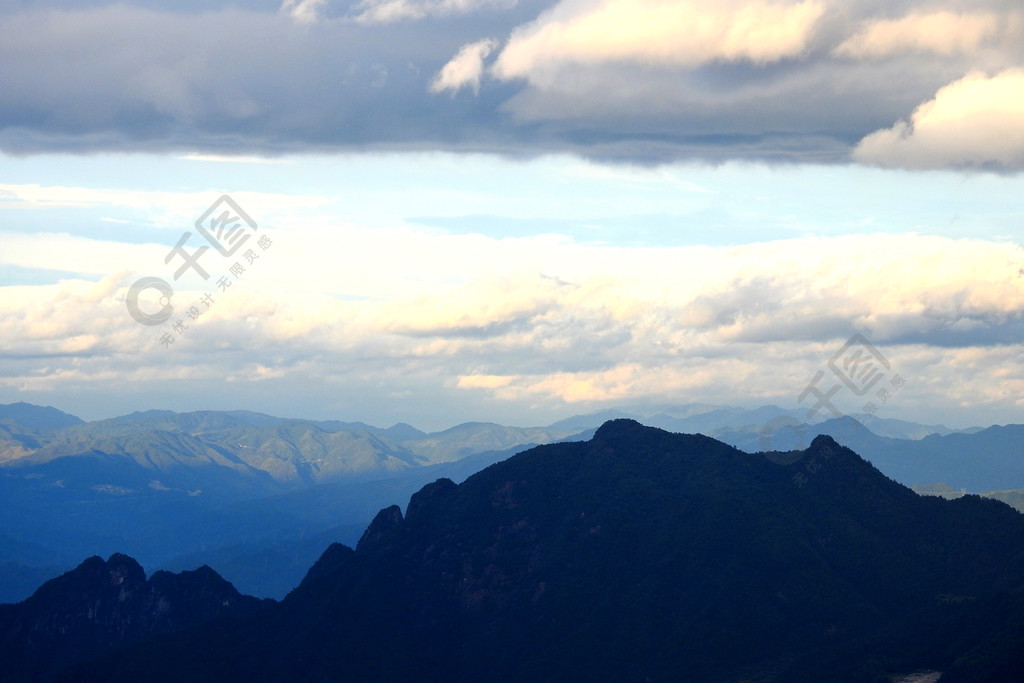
[834,11,1001,59]
[853,69,1024,170]
[492,0,826,82]
[280,0,328,24]
[431,39,498,94]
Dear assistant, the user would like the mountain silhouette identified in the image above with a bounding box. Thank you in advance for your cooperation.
[0,553,267,681]
[41,419,1024,681]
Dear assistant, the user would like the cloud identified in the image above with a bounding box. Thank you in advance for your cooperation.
[280,0,327,24]
[0,5,469,155]
[0,1,1022,167]
[3,227,1024,427]
[492,0,826,81]
[0,184,333,240]
[0,231,158,277]
[456,374,514,389]
[834,11,1002,59]
[176,153,291,164]
[431,39,498,94]
[352,0,516,24]
[853,69,1024,170]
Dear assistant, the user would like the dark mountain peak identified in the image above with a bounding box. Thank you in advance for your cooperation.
[25,554,242,608]
[405,477,457,520]
[809,433,840,450]
[149,563,227,590]
[50,424,1024,682]
[0,552,265,678]
[103,552,147,585]
[105,552,142,567]
[297,542,355,590]
[29,553,147,604]
[589,418,733,465]
[356,504,404,552]
[804,433,861,468]
[189,564,221,580]
[592,418,655,444]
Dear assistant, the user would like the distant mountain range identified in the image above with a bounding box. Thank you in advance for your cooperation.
[1,401,1021,604]
[12,421,1024,681]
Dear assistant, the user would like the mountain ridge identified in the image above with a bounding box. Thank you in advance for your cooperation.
[0,552,268,681]
[52,420,1024,682]
[2,401,1022,606]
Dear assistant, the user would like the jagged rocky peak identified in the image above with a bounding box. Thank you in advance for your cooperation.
[809,433,842,452]
[16,421,1024,681]
[0,552,265,678]
[356,504,405,552]
[30,553,147,605]
[405,477,458,520]
[297,542,356,588]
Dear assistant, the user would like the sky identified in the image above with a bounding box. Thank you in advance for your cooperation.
[1,0,1023,431]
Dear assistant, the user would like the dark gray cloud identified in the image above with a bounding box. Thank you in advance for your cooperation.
[1,0,1022,166]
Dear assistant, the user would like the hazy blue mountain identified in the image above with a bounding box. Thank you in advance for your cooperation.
[0,402,84,434]
[913,484,1024,519]
[161,443,545,597]
[0,406,595,603]
[401,421,580,463]
[852,413,964,439]
[0,403,84,463]
[157,525,366,600]
[8,410,583,486]
[0,533,73,571]
[632,401,733,419]
[898,424,1024,491]
[553,403,808,440]
[53,421,1024,682]
[544,408,638,432]
[722,414,882,454]
[0,533,74,603]
[0,562,71,608]
[643,403,805,435]
[984,489,1024,512]
[310,419,428,441]
[740,415,1024,492]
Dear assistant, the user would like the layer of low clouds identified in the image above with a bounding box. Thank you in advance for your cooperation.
[1,0,1023,167]
[2,207,1023,428]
